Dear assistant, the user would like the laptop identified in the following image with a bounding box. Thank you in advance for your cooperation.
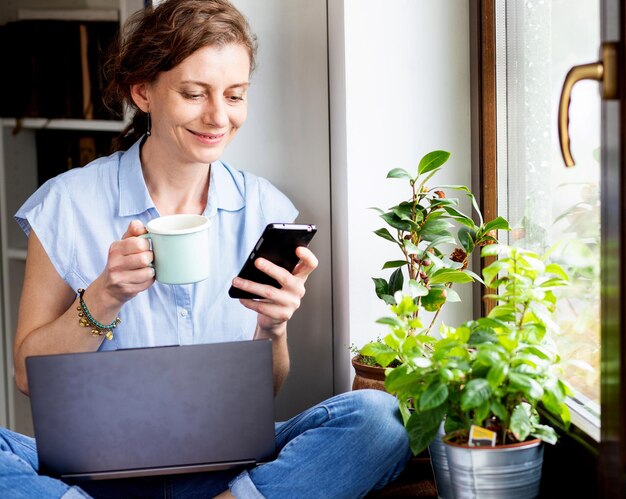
[26,340,276,480]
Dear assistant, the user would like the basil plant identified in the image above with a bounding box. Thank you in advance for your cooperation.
[368,244,573,455]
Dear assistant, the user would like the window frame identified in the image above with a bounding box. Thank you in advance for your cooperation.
[468,0,623,493]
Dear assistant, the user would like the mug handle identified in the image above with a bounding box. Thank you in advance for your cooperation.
[138,233,154,268]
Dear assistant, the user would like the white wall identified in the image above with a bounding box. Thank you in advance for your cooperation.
[329,0,473,391]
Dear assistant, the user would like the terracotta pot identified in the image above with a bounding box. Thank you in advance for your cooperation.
[351,355,387,391]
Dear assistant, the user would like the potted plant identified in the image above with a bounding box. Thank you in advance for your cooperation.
[352,150,508,390]
[370,244,572,498]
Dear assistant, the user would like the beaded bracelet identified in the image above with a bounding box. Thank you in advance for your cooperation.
[76,288,121,341]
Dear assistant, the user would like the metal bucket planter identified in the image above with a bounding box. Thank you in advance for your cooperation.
[443,432,544,499]
[429,422,454,499]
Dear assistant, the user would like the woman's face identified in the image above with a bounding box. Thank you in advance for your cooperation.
[140,43,251,166]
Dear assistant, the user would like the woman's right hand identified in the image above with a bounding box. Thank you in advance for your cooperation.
[97,220,155,307]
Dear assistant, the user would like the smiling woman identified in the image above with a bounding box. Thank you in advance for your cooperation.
[129,43,251,203]
[103,0,258,152]
[0,0,411,497]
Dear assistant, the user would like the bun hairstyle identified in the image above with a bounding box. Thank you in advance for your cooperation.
[103,0,257,150]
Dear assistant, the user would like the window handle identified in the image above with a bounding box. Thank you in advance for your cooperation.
[558,42,618,167]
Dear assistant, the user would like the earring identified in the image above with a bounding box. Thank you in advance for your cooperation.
[146,112,152,136]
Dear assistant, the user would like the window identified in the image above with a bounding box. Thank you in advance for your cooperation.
[493,0,601,437]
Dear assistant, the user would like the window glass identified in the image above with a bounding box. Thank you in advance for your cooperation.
[495,0,600,433]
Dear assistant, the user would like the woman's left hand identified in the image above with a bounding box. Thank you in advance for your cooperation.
[232,246,318,337]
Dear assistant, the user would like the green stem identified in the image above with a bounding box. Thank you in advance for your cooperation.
[517,301,529,330]
[399,230,413,279]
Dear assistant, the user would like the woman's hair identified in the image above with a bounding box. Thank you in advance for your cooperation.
[103,0,257,150]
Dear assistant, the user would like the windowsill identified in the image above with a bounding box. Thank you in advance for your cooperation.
[566,393,600,443]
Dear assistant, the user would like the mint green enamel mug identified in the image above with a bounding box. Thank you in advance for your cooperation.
[140,214,211,285]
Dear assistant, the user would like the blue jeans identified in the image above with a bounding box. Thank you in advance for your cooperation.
[0,390,410,498]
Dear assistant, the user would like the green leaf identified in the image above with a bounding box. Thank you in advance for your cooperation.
[461,379,492,411]
[375,316,404,328]
[541,378,570,426]
[482,216,510,233]
[372,278,389,299]
[510,403,534,442]
[421,219,453,239]
[475,344,503,366]
[419,381,449,411]
[422,288,447,312]
[481,244,511,258]
[406,412,444,456]
[388,268,404,295]
[490,400,508,422]
[393,293,419,316]
[438,185,482,225]
[522,345,552,361]
[418,150,451,175]
[391,201,415,221]
[539,278,569,288]
[429,269,474,285]
[458,227,476,254]
[442,206,476,228]
[444,415,466,435]
[404,241,421,255]
[498,334,518,352]
[387,167,413,180]
[476,317,509,329]
[382,260,408,269]
[531,425,558,445]
[408,280,429,297]
[487,361,509,388]
[429,198,457,209]
[398,399,412,425]
[488,304,516,321]
[424,235,457,251]
[468,328,498,345]
[451,325,471,343]
[381,294,396,305]
[474,400,491,424]
[463,269,485,284]
[541,386,565,419]
[384,364,421,394]
[383,332,401,349]
[381,212,414,231]
[467,192,483,226]
[544,263,570,280]
[482,260,507,288]
[374,228,397,243]
[508,372,544,401]
[360,342,397,367]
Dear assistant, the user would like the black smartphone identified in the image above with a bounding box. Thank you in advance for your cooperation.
[228,223,317,299]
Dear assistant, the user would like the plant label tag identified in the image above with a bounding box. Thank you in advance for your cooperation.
[468,425,497,447]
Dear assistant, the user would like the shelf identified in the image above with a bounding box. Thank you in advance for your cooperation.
[6,249,27,261]
[2,118,126,133]
[17,9,119,22]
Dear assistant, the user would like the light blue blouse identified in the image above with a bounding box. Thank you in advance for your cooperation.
[15,138,298,351]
